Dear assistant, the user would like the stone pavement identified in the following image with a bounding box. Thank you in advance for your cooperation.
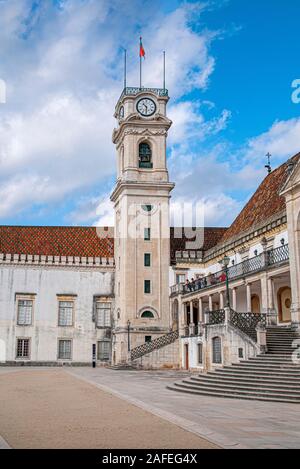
[68,367,300,449]
[0,368,216,449]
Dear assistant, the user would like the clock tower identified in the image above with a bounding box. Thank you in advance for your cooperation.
[111,86,175,364]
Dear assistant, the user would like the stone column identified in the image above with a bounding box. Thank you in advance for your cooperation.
[189,301,194,325]
[180,302,188,338]
[219,291,224,310]
[189,301,195,336]
[267,277,274,311]
[261,274,276,325]
[281,187,300,328]
[209,295,213,312]
[198,297,203,322]
[246,283,252,313]
[232,287,237,311]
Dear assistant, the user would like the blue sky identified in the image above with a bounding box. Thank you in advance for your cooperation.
[0,0,299,227]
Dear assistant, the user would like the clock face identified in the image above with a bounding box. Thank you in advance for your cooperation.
[136,98,156,116]
[119,106,124,119]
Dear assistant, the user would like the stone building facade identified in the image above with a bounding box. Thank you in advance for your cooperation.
[0,85,300,372]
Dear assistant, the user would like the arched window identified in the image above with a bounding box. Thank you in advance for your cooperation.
[141,310,154,318]
[212,336,222,364]
[139,142,152,168]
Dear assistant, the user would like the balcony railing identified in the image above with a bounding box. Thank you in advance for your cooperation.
[206,309,226,325]
[183,309,266,342]
[171,244,289,297]
[119,87,168,101]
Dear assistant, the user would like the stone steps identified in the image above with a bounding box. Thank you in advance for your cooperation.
[167,326,300,403]
[191,375,300,386]
[214,368,300,378]
[175,380,300,394]
[167,383,300,403]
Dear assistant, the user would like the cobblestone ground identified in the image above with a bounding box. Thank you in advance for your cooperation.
[0,369,217,449]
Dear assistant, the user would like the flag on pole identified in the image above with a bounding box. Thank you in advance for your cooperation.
[139,37,145,59]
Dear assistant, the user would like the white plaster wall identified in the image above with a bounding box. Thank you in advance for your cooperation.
[274,230,288,248]
[0,265,114,363]
[248,243,263,258]
[181,336,204,370]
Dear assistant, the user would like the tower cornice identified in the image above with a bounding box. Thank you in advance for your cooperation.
[110,180,175,203]
[112,113,172,144]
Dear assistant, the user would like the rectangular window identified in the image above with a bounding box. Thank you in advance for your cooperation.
[96,302,111,328]
[144,253,151,267]
[58,340,72,359]
[144,280,151,294]
[16,338,30,358]
[145,336,152,343]
[198,343,203,364]
[144,228,151,241]
[176,274,186,285]
[97,341,110,361]
[58,300,74,326]
[17,300,33,325]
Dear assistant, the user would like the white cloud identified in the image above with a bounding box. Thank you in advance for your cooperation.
[0,0,220,222]
[1,0,298,228]
[246,117,300,165]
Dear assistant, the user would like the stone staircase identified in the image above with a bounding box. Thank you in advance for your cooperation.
[167,326,300,403]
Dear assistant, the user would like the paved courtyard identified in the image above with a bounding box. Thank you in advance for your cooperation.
[1,367,300,449]
[68,367,300,449]
[0,368,216,449]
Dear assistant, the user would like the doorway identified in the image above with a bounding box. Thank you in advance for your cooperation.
[251,294,261,314]
[184,344,189,370]
[278,287,292,323]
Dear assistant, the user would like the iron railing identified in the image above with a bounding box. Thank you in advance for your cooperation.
[131,330,179,361]
[172,244,289,297]
[183,309,266,341]
[267,244,289,266]
[119,87,168,101]
[206,309,225,325]
[229,310,266,341]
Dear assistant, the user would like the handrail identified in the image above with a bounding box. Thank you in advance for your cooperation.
[119,87,168,101]
[204,309,266,342]
[131,330,178,361]
[229,309,266,342]
[171,244,289,297]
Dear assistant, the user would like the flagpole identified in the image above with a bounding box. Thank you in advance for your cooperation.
[124,49,127,89]
[139,37,142,89]
[163,50,166,91]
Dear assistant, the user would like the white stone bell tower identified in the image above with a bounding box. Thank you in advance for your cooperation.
[110,86,174,364]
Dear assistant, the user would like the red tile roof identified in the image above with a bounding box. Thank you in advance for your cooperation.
[0,225,226,262]
[0,226,114,258]
[220,152,300,244]
[170,227,227,262]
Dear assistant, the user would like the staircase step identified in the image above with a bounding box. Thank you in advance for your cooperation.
[230,363,300,370]
[192,375,300,386]
[214,368,300,378]
[180,379,300,395]
[167,384,300,403]
[167,327,300,403]
[188,377,300,392]
[247,358,295,364]
[173,382,300,399]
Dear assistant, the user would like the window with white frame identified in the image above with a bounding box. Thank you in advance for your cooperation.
[97,340,110,361]
[17,299,33,325]
[96,301,111,328]
[58,339,72,359]
[176,273,186,284]
[16,338,30,358]
[58,300,74,326]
